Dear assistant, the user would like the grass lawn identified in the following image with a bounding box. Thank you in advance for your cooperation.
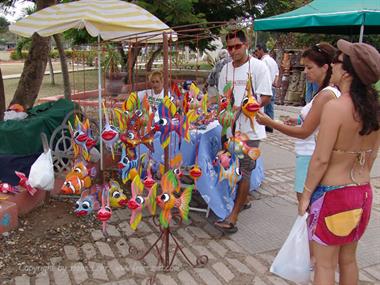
[3,69,99,106]
[1,61,64,76]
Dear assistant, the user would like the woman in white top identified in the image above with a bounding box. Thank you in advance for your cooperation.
[138,70,165,109]
[256,42,340,202]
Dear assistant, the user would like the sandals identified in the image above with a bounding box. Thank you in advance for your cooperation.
[240,202,252,212]
[214,220,238,233]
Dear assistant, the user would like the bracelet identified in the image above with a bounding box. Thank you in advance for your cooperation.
[297,115,302,125]
[303,185,313,193]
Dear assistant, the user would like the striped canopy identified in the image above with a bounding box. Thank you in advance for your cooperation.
[9,0,176,42]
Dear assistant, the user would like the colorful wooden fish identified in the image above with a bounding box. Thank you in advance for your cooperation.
[96,184,112,235]
[101,105,119,160]
[122,92,151,130]
[226,132,261,160]
[218,104,235,136]
[109,180,128,208]
[61,161,94,194]
[188,93,208,114]
[156,171,193,228]
[143,161,156,190]
[241,75,261,130]
[189,164,202,180]
[74,185,101,216]
[119,127,155,153]
[218,156,242,193]
[155,102,190,149]
[213,150,232,169]
[68,116,97,161]
[15,171,37,196]
[0,182,19,194]
[217,82,233,112]
[118,148,145,183]
[159,153,183,193]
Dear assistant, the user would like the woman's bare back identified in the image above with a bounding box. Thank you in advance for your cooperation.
[320,96,380,186]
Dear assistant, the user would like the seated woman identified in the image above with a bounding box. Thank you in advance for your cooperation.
[138,70,165,109]
[299,40,380,285]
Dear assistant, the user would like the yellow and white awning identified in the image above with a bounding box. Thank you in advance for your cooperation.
[9,0,176,42]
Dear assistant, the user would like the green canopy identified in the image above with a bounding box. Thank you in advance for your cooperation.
[254,0,380,36]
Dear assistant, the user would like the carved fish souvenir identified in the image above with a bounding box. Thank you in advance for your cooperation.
[109,180,128,208]
[74,186,101,216]
[156,170,193,228]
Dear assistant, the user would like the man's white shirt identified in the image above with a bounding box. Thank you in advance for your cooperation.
[261,54,279,84]
[218,57,273,140]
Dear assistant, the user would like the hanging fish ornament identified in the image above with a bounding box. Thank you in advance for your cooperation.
[96,185,112,235]
[156,170,193,228]
[189,164,202,180]
[155,102,190,149]
[241,74,261,130]
[143,161,156,190]
[126,175,144,230]
[101,104,119,160]
[218,155,242,193]
[158,153,183,193]
[118,149,146,184]
[68,116,96,161]
[0,182,19,194]
[61,161,95,194]
[74,186,101,216]
[15,171,37,196]
[213,150,232,169]
[218,104,235,136]
[119,126,155,153]
[109,180,128,208]
[127,175,157,230]
[226,132,261,161]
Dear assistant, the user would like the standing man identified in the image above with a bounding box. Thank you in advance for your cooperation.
[215,30,272,233]
[255,43,279,133]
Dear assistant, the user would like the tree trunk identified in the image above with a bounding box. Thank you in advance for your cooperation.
[48,54,55,85]
[10,33,51,109]
[146,47,162,72]
[9,0,56,109]
[0,68,5,121]
[117,43,128,72]
[124,46,142,85]
[53,34,71,100]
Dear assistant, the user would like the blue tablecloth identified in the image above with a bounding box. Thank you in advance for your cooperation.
[141,121,265,220]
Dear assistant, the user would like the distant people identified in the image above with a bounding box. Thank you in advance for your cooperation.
[215,30,272,233]
[256,42,339,202]
[206,49,231,98]
[255,43,279,133]
[299,40,380,285]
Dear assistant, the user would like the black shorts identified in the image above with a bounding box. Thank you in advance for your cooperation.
[239,140,260,180]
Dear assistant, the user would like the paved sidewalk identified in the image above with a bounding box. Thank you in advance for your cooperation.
[7,106,380,285]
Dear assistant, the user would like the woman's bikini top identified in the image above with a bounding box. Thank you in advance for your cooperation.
[332,148,373,185]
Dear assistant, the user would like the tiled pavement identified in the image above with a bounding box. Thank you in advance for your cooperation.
[9,106,380,285]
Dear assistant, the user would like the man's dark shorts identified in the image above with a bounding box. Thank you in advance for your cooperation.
[239,140,260,180]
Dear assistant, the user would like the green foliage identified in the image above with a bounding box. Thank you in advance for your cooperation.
[63,29,97,46]
[0,16,9,33]
[15,37,31,57]
[10,50,28,60]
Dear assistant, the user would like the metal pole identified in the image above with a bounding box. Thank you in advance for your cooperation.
[163,32,169,172]
[359,24,364,43]
[98,35,103,171]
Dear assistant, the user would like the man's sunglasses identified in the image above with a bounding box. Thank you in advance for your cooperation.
[227,44,243,52]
